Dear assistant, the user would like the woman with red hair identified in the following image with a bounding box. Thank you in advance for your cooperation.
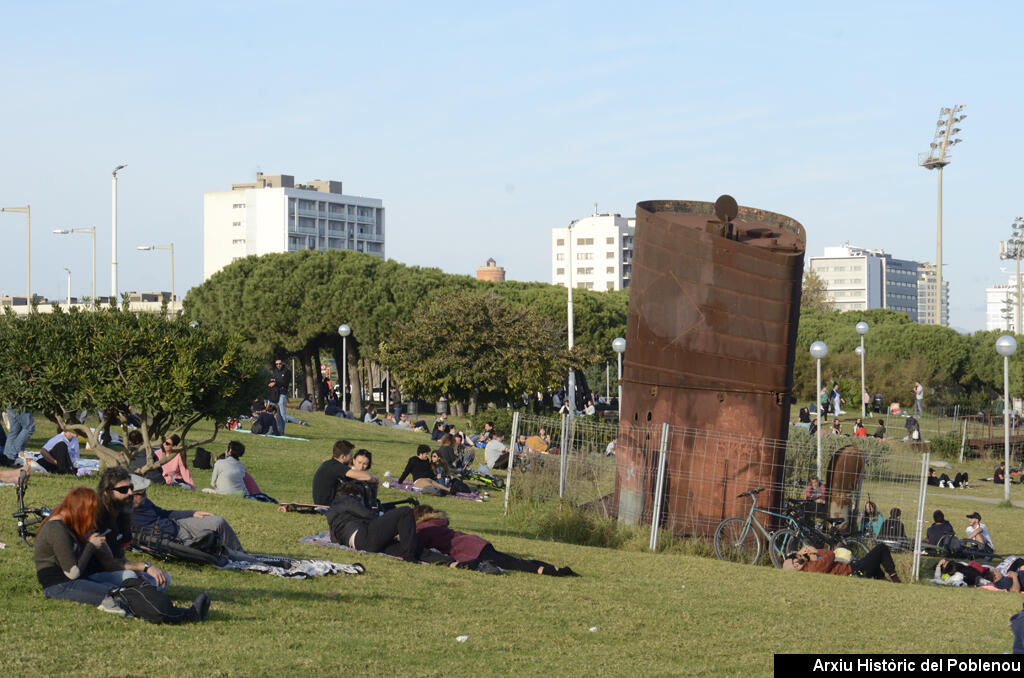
[33,486,129,612]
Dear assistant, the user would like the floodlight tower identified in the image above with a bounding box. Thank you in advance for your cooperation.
[999,217,1024,332]
[919,105,965,327]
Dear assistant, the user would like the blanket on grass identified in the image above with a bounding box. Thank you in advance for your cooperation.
[215,554,364,578]
[381,480,485,502]
[300,531,404,561]
[230,429,309,441]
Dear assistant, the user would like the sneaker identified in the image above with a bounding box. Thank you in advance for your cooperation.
[191,592,211,621]
[476,561,505,575]
[556,566,581,578]
[97,596,127,616]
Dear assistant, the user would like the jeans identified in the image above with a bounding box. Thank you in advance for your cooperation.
[43,578,116,606]
[283,413,303,425]
[87,568,170,591]
[3,409,35,461]
[176,514,244,551]
[914,399,923,417]
[276,394,288,435]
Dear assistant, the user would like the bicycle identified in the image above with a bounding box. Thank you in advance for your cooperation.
[12,470,50,546]
[769,499,869,565]
[714,488,800,567]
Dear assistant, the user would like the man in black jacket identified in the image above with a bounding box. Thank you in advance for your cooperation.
[269,358,291,435]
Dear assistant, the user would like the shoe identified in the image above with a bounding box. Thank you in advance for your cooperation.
[888,573,902,584]
[97,596,127,616]
[476,561,505,575]
[556,566,580,577]
[191,592,211,621]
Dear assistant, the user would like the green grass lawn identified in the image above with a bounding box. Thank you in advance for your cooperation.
[3,411,1024,676]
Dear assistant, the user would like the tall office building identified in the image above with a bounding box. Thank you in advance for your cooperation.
[551,212,635,291]
[203,172,385,280]
[808,244,919,319]
[916,263,949,327]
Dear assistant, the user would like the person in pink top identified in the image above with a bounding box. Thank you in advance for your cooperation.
[155,435,194,489]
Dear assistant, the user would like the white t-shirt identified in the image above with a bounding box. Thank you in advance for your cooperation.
[916,384,924,401]
[484,440,508,468]
[966,522,993,549]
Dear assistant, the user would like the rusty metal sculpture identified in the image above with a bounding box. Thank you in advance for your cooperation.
[615,197,806,536]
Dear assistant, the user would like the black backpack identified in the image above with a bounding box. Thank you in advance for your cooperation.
[250,419,264,435]
[109,578,197,624]
[193,447,212,470]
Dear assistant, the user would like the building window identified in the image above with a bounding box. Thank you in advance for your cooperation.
[232,221,242,227]
[607,281,615,290]
[232,203,245,209]
[556,238,565,246]
[577,267,593,275]
[577,282,593,289]
[556,268,565,275]
[607,252,615,259]
[556,253,565,261]
[606,237,614,244]
[607,267,615,274]
[232,239,246,245]
[576,237,594,246]
[576,252,593,260]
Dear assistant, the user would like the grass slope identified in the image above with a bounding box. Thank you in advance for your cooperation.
[1,412,1023,677]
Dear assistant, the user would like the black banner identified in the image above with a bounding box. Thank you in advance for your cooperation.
[775,654,1023,676]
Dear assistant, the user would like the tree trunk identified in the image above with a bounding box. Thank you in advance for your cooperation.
[468,389,479,416]
[349,349,363,415]
[453,400,465,417]
[300,346,316,402]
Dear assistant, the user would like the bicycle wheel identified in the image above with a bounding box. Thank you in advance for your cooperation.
[768,529,807,568]
[714,517,762,565]
[839,537,870,563]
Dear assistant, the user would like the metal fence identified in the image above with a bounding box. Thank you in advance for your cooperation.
[505,412,932,577]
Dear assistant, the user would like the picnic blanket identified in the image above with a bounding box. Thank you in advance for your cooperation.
[214,554,364,578]
[300,531,403,561]
[381,480,485,502]
[230,429,309,441]
[18,453,99,477]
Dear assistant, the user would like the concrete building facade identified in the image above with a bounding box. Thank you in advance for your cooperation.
[985,275,1023,331]
[917,263,949,327]
[809,244,924,322]
[551,212,635,291]
[203,172,385,280]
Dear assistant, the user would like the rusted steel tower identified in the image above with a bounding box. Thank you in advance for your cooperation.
[615,196,806,536]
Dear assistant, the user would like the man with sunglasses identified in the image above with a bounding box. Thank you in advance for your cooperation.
[94,466,170,589]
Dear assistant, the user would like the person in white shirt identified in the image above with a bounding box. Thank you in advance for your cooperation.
[211,441,248,496]
[965,511,993,551]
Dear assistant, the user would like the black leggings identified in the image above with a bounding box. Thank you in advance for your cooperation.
[475,543,555,575]
[353,507,418,561]
[851,544,896,579]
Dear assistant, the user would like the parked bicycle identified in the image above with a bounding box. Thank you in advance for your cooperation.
[713,488,800,567]
[769,498,869,565]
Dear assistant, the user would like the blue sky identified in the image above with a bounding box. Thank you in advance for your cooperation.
[1,2,1021,331]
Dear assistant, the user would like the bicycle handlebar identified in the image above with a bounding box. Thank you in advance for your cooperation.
[737,487,765,498]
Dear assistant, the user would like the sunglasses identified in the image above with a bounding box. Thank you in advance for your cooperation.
[112,485,134,495]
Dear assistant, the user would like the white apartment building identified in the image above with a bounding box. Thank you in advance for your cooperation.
[203,172,385,280]
[808,246,884,312]
[551,212,635,291]
[985,275,1023,331]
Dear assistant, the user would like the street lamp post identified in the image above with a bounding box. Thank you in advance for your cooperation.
[810,341,828,479]
[997,335,1017,503]
[612,337,626,420]
[111,164,126,300]
[919,105,965,327]
[1,205,30,301]
[63,267,71,308]
[338,324,351,414]
[999,217,1024,332]
[565,219,578,416]
[136,244,175,301]
[53,227,96,303]
[856,321,869,418]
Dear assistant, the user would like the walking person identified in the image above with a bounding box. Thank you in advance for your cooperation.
[913,381,924,418]
[269,358,291,436]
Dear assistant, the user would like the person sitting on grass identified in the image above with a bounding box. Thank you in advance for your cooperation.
[782,544,900,582]
[34,485,208,619]
[926,510,956,548]
[95,466,171,589]
[413,504,578,576]
[252,403,281,436]
[879,507,910,547]
[210,440,249,496]
[398,444,450,495]
[965,512,994,552]
[872,419,886,440]
[804,477,826,505]
[853,419,867,437]
[484,431,511,471]
[38,429,79,475]
[430,450,452,490]
[860,500,883,537]
[325,481,419,561]
[995,461,1007,485]
[312,440,379,506]
[130,474,252,560]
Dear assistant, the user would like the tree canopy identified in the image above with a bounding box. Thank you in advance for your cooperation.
[0,307,262,468]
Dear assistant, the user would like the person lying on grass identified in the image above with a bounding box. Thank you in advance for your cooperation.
[934,559,1024,588]
[397,444,450,494]
[413,504,578,577]
[326,481,419,561]
[782,544,901,582]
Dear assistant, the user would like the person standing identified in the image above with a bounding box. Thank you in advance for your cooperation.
[2,408,35,466]
[830,382,845,416]
[269,358,291,436]
[914,381,924,418]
